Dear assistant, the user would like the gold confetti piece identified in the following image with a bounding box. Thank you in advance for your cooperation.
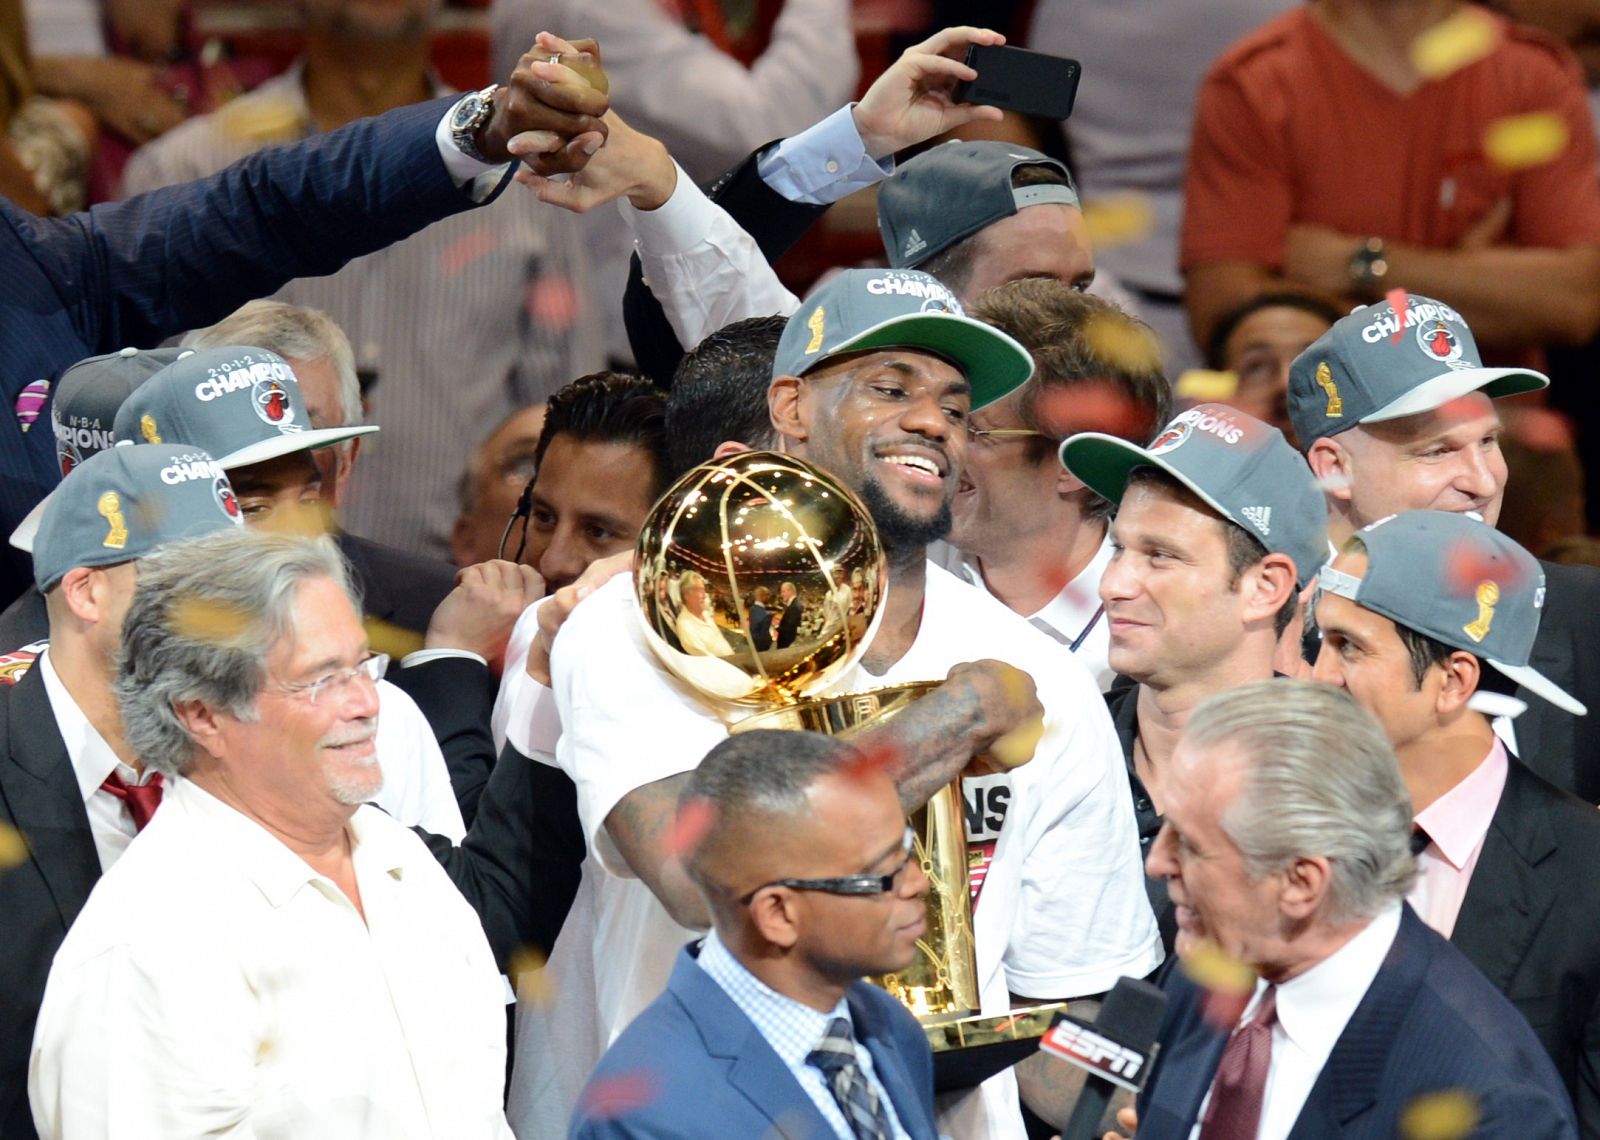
[1484,112,1569,171]
[1412,8,1500,80]
[1401,1089,1481,1140]
[989,715,1044,770]
[1174,370,1240,402]
[171,598,254,647]
[0,821,28,870]
[363,616,424,661]
[1081,311,1164,374]
[254,500,335,539]
[219,97,306,145]
[1180,939,1258,996]
[1081,193,1155,250]
[509,945,556,1008]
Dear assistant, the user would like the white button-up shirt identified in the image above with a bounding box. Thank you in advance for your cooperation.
[29,778,512,1140]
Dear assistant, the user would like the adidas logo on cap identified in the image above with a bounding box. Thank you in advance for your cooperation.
[903,228,928,259]
[1241,505,1272,536]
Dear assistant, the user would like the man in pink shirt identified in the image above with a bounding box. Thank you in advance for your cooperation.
[1311,509,1600,1134]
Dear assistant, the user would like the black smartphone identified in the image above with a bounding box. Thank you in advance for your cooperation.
[952,44,1082,121]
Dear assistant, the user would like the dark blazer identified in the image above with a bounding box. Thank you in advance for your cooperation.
[777,599,802,649]
[386,655,498,826]
[1137,906,1577,1140]
[0,667,99,1140]
[570,944,939,1139]
[1517,561,1600,804]
[335,531,456,639]
[0,96,507,607]
[748,602,773,652]
[1453,760,1600,1137]
[0,590,45,653]
[622,142,829,386]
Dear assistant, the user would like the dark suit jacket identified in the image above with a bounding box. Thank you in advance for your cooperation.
[0,96,507,607]
[777,599,802,649]
[748,602,773,652]
[1453,760,1600,1137]
[0,668,99,1140]
[622,142,829,386]
[571,944,939,1139]
[1138,906,1576,1139]
[1517,561,1600,804]
[335,531,456,639]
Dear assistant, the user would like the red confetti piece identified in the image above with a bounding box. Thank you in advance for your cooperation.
[575,1069,662,1122]
[1200,986,1254,1031]
[527,275,581,331]
[1387,288,1410,344]
[1443,537,1525,597]
[438,229,498,277]
[662,797,718,860]
[1035,381,1150,443]
[841,741,903,784]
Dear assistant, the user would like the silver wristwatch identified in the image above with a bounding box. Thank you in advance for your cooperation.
[449,84,501,163]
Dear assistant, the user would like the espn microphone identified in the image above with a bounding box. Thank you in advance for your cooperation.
[1041,975,1167,1140]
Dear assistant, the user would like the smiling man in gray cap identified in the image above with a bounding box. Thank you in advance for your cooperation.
[1287,294,1600,804]
[0,443,243,1139]
[1311,509,1600,1133]
[1061,402,1326,949]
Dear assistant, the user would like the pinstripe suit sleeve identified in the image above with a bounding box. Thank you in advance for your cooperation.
[12,96,499,355]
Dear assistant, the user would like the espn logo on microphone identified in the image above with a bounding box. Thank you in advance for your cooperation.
[1039,1014,1156,1092]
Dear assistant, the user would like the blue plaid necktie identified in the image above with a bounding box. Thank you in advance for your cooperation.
[807,1016,892,1140]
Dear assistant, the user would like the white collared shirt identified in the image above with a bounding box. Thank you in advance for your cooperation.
[29,778,511,1139]
[1189,903,1403,1140]
[35,648,161,871]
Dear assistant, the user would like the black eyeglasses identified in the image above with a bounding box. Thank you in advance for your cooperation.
[739,827,916,904]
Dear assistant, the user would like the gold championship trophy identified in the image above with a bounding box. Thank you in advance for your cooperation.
[634,451,1065,1086]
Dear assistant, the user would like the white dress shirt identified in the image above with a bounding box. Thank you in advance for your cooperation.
[1190,902,1403,1140]
[35,648,158,871]
[29,778,512,1140]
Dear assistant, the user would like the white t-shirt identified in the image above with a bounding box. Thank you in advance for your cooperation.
[30,779,511,1140]
[508,564,1161,1140]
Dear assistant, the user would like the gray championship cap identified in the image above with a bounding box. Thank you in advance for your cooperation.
[1060,403,1328,587]
[10,346,193,554]
[1287,294,1547,453]
[771,267,1034,410]
[113,345,377,469]
[878,141,1079,270]
[1320,510,1584,715]
[32,444,244,592]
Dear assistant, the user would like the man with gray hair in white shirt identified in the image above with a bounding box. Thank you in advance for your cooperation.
[29,528,512,1140]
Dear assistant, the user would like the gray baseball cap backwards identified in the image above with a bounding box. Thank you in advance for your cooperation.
[878,141,1080,270]
[771,268,1034,410]
[1060,403,1328,587]
[113,345,377,470]
[10,346,193,554]
[1319,510,1584,716]
[32,444,244,592]
[1287,294,1547,453]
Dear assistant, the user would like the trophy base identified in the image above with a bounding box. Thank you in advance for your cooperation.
[925,1002,1071,1093]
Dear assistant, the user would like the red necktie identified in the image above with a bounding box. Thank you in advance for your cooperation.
[1199,984,1277,1140]
[101,771,165,832]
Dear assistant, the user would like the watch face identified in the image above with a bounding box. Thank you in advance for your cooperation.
[452,96,483,132]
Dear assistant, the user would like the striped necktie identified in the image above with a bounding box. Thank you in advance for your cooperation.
[807,1016,891,1140]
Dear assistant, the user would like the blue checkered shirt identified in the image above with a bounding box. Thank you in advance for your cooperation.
[696,931,912,1139]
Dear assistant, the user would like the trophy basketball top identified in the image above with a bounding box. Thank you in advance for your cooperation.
[634,450,887,707]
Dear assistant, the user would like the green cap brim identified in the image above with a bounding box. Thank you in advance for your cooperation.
[811,313,1034,410]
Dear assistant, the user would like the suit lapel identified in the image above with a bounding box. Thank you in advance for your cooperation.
[1292,908,1431,1135]
[1139,969,1230,1140]
[0,667,100,929]
[1450,763,1555,994]
[671,952,838,1140]
[849,988,935,1140]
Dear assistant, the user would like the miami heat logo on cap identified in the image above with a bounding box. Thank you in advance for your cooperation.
[59,444,81,477]
[213,477,242,522]
[1148,421,1191,455]
[251,377,296,429]
[1416,319,1463,365]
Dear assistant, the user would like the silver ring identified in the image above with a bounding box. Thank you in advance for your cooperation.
[549,53,561,67]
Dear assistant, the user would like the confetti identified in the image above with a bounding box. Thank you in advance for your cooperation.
[438,229,498,277]
[1037,381,1151,441]
[219,96,305,145]
[1180,939,1257,996]
[0,821,27,870]
[171,598,253,647]
[1484,112,1569,171]
[364,616,425,660]
[1386,288,1410,344]
[1174,370,1239,403]
[1412,8,1500,80]
[1443,538,1526,597]
[1081,312,1165,375]
[662,796,718,860]
[575,1069,661,1122]
[988,714,1044,770]
[527,275,581,330]
[841,740,902,784]
[1081,194,1155,249]
[508,946,556,1008]
[1401,1089,1481,1140]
